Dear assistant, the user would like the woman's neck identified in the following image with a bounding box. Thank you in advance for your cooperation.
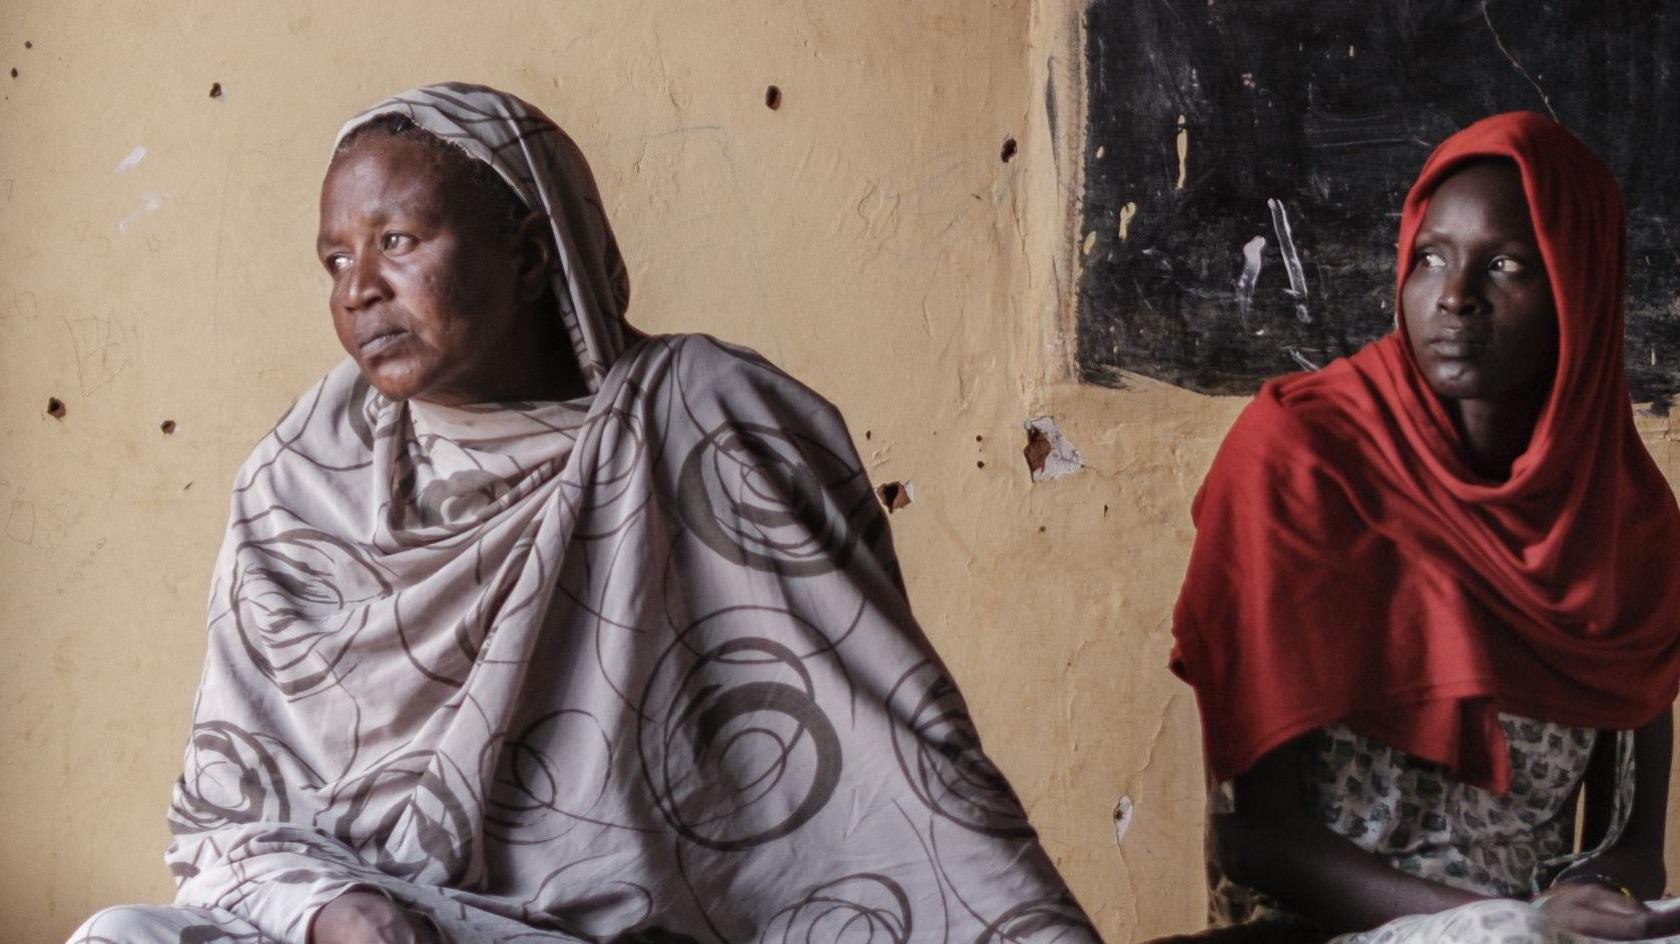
[1446,387,1549,481]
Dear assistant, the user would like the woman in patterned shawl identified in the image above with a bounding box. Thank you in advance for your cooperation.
[65,83,1096,944]
[1170,113,1680,944]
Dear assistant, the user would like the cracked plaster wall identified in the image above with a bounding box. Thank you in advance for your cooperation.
[7,3,1679,943]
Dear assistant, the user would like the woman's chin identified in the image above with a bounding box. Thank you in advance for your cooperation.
[358,361,432,402]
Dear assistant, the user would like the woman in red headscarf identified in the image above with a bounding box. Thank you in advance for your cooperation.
[1171,112,1680,943]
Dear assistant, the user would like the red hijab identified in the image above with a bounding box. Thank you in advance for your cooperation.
[1171,112,1680,792]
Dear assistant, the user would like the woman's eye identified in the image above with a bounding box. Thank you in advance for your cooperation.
[324,253,351,274]
[1416,249,1445,269]
[1490,256,1526,274]
[381,232,414,253]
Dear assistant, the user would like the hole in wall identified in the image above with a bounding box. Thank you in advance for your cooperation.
[764,85,782,110]
[877,481,914,512]
[46,397,65,419]
[1000,137,1018,162]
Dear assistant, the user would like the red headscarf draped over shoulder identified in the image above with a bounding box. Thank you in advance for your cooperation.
[1170,112,1680,792]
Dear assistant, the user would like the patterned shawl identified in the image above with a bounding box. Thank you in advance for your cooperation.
[154,84,1094,943]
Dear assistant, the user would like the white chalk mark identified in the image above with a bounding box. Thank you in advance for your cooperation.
[1288,348,1322,372]
[1267,197,1311,323]
[1174,114,1189,190]
[1482,0,1558,121]
[1117,201,1139,241]
[1113,794,1135,846]
[115,146,147,175]
[1236,236,1267,328]
[117,191,168,234]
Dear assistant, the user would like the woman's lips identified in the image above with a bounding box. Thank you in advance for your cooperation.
[358,327,409,355]
[1428,338,1486,359]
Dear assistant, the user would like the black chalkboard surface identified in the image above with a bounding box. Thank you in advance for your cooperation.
[1077,0,1680,404]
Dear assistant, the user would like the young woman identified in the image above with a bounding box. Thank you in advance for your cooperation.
[1172,112,1680,944]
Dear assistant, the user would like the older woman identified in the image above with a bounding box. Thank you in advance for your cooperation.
[1170,112,1680,944]
[66,83,1095,944]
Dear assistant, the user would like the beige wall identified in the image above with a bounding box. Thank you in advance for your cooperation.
[4,3,1679,943]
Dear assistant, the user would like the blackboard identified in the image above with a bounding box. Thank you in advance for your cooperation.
[1076,0,1680,406]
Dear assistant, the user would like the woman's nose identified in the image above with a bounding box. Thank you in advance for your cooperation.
[1436,266,1484,317]
[340,254,391,310]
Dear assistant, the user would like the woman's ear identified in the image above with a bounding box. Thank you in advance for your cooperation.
[514,211,556,303]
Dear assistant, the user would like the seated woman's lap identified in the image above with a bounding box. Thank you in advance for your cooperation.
[67,904,273,944]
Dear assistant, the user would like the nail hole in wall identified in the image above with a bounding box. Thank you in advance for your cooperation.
[1000,137,1018,162]
[765,85,782,110]
[160,419,177,434]
[47,397,65,419]
[209,82,222,99]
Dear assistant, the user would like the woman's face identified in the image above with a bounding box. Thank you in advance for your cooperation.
[317,135,529,404]
[1401,161,1558,404]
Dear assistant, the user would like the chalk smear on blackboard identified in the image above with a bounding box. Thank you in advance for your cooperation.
[1267,199,1310,324]
[1237,237,1267,331]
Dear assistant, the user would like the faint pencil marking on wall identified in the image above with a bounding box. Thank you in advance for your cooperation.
[65,313,137,397]
[7,500,35,544]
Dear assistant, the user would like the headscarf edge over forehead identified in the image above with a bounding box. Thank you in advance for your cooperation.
[1171,112,1680,793]
[333,82,630,392]
[1393,111,1631,491]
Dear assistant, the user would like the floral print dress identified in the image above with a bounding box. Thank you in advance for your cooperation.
[1209,713,1635,938]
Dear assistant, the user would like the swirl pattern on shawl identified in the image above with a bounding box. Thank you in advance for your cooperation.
[123,335,1094,943]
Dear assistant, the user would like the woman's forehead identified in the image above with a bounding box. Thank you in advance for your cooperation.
[321,136,466,219]
[1420,162,1535,237]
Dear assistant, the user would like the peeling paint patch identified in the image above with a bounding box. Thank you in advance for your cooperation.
[1022,416,1083,482]
[115,146,148,175]
[1117,201,1138,241]
[1113,794,1134,845]
[1081,230,1096,255]
[876,480,913,512]
[1174,114,1189,189]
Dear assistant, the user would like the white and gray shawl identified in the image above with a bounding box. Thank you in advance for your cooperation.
[67,84,1095,944]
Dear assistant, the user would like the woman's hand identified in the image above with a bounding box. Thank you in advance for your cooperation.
[1534,883,1680,940]
[310,891,441,944]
